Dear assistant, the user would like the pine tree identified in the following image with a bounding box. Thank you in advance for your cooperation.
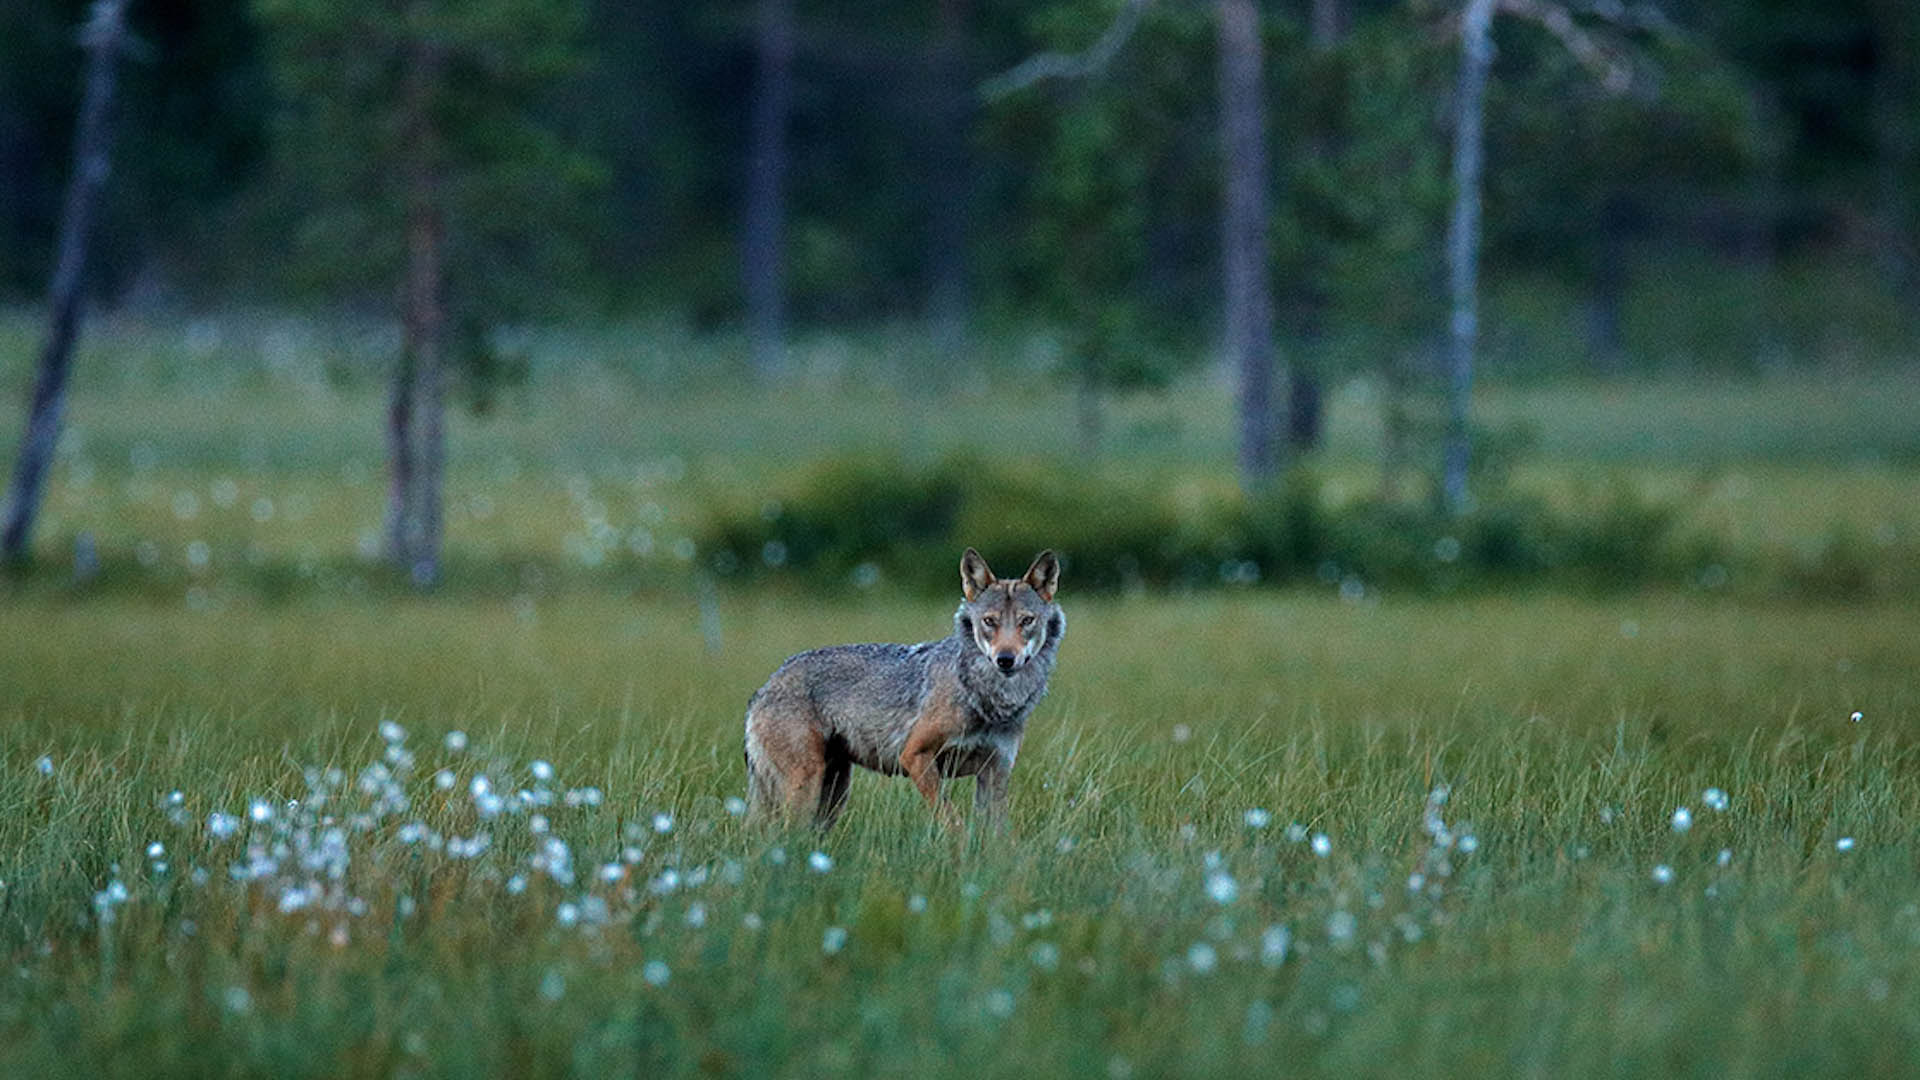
[253,0,598,587]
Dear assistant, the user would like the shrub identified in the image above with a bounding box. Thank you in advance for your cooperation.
[694,454,1731,596]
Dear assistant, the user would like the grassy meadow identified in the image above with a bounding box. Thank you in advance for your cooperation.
[2,313,1918,1075]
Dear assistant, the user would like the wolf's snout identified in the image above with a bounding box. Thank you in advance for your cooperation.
[995,653,1018,673]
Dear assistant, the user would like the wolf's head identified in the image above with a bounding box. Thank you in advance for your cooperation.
[956,548,1063,676]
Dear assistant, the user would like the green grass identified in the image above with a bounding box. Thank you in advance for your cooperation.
[2,313,1917,1074]
[2,590,1917,1076]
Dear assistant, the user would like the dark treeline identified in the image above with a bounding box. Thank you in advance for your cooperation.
[0,0,1914,376]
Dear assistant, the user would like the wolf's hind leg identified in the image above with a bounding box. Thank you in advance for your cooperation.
[815,739,853,831]
[744,699,826,824]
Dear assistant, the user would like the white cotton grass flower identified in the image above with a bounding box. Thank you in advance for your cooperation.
[1835,836,1856,852]
[642,960,670,987]
[1284,823,1308,843]
[1671,807,1693,833]
[1243,808,1271,829]
[1326,910,1356,944]
[530,760,554,783]
[1717,848,1732,867]
[1205,871,1239,905]
[1310,833,1332,858]
[1029,942,1061,971]
[808,850,833,873]
[1702,787,1729,811]
[1651,864,1674,884]
[724,796,747,816]
[538,970,565,1002]
[907,894,928,914]
[35,756,54,776]
[207,812,239,839]
[984,988,1016,1018]
[1186,942,1218,974]
[248,800,274,823]
[379,720,405,743]
[146,841,165,859]
[652,812,674,834]
[1260,925,1291,968]
[444,730,468,752]
[434,769,456,790]
[822,926,848,955]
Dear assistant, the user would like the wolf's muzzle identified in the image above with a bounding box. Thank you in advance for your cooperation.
[995,653,1018,673]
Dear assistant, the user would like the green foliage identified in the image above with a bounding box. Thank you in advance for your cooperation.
[252,0,602,402]
[983,0,1216,394]
[696,453,1734,595]
[1271,6,1453,364]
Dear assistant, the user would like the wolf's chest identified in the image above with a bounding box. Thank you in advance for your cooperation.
[934,725,1021,777]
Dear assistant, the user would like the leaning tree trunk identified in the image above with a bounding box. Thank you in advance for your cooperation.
[1,0,131,564]
[1218,0,1278,490]
[1442,0,1496,517]
[743,0,794,380]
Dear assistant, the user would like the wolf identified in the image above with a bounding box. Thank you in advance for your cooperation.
[743,549,1064,831]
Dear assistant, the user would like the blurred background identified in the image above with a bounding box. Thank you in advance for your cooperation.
[0,0,1914,606]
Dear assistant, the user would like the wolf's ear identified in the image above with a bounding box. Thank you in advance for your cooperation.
[1022,550,1060,602]
[960,547,996,601]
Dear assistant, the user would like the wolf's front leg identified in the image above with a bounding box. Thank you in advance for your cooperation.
[901,736,961,832]
[975,754,1013,831]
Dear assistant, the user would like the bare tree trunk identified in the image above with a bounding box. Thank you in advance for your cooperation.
[412,279,446,588]
[383,348,414,568]
[744,0,794,379]
[1218,0,1278,490]
[398,33,447,588]
[1442,0,1496,517]
[1288,0,1341,454]
[928,0,973,366]
[1,0,130,565]
[1310,0,1343,48]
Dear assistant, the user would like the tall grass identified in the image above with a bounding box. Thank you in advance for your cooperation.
[2,591,1915,1075]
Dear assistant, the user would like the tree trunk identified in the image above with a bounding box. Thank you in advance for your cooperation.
[397,33,447,588]
[1310,0,1343,49]
[383,346,415,569]
[744,0,794,379]
[1284,0,1341,455]
[1218,0,1278,490]
[927,0,973,367]
[1442,0,1495,517]
[1,0,130,565]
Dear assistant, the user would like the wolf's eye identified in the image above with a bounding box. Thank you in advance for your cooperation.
[1017,615,1035,629]
[980,616,998,630]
